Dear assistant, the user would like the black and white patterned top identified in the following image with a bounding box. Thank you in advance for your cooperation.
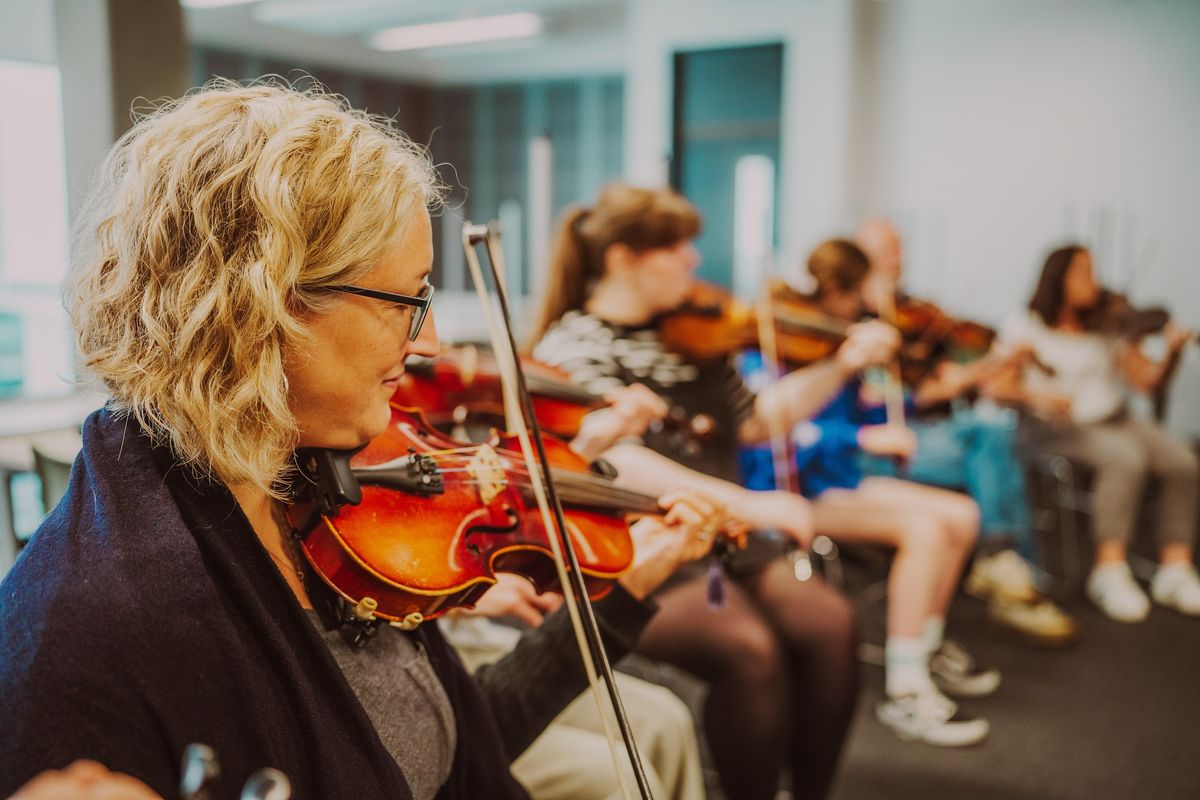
[534,309,756,482]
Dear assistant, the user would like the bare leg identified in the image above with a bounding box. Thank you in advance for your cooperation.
[813,483,962,638]
[854,477,980,617]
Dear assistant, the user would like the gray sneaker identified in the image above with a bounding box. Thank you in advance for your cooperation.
[930,639,1001,699]
[876,689,990,747]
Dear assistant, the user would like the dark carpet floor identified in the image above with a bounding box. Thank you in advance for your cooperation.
[828,590,1200,800]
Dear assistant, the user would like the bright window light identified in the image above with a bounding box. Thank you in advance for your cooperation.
[0,59,73,398]
[732,154,776,301]
[180,0,259,9]
[368,13,543,52]
[0,60,68,287]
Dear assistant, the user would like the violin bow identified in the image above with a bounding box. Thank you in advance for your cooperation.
[755,269,799,495]
[875,278,909,429]
[461,220,652,800]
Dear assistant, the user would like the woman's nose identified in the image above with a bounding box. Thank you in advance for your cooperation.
[407,310,441,359]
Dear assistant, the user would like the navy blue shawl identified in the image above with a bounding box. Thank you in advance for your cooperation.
[0,410,528,799]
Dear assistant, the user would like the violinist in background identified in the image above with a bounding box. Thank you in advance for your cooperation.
[0,82,722,799]
[444,574,706,800]
[530,183,901,800]
[855,219,1078,647]
[739,238,996,748]
[1002,244,1200,623]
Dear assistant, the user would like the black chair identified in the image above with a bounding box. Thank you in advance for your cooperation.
[1024,442,1198,595]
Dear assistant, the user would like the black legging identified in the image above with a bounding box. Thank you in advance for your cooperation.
[634,557,859,800]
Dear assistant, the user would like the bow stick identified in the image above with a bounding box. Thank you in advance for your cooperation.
[461,220,652,800]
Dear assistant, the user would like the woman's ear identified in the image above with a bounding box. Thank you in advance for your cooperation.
[603,242,637,276]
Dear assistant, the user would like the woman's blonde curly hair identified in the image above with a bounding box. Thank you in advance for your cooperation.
[67,78,441,496]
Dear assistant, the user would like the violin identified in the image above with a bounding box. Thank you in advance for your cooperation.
[287,404,743,628]
[889,295,996,364]
[658,279,852,364]
[395,344,597,439]
[1082,288,1174,340]
[394,344,717,452]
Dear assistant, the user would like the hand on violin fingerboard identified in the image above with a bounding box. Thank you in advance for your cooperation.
[8,761,162,800]
[619,490,724,600]
[835,320,901,373]
[570,383,669,461]
[466,573,564,628]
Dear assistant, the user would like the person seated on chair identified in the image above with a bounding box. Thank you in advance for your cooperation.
[443,574,706,800]
[855,218,1078,647]
[1000,243,1200,623]
[530,183,876,798]
[0,81,721,800]
[739,238,998,748]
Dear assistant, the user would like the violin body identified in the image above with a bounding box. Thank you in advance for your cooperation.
[891,296,995,361]
[659,279,849,364]
[293,405,634,623]
[1082,289,1171,339]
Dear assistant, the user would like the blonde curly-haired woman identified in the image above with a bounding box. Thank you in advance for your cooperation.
[0,81,717,800]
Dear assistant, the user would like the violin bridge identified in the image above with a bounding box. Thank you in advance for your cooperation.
[468,444,507,505]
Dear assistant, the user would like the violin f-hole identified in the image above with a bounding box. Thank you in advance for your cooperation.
[464,506,521,553]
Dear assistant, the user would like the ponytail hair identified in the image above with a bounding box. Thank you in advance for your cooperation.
[529,182,702,345]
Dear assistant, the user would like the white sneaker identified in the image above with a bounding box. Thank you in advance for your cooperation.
[1087,563,1150,623]
[929,639,1002,699]
[965,549,1039,604]
[876,689,990,747]
[1151,563,1200,616]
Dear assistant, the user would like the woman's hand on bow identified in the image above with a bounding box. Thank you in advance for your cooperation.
[857,423,918,460]
[835,320,901,373]
[467,573,564,628]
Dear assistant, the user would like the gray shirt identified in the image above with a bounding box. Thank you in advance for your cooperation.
[307,611,457,800]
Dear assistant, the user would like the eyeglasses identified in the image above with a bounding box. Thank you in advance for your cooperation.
[329,282,434,341]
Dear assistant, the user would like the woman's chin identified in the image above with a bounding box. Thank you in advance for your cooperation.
[296,405,393,451]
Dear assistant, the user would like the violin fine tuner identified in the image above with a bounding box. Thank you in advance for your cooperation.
[341,596,384,648]
[392,612,425,631]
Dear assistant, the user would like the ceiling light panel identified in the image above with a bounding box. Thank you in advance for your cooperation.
[368,12,544,52]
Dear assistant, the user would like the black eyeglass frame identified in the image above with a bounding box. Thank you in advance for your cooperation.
[329,282,434,341]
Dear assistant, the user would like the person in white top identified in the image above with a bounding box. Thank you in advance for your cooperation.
[1002,244,1200,623]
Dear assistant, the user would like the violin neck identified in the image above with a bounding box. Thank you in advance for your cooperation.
[773,310,849,340]
[538,467,662,515]
[524,373,600,405]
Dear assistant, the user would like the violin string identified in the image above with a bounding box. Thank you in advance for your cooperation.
[370,443,663,509]
[449,474,662,513]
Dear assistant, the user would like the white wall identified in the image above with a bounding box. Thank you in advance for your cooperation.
[0,0,56,63]
[858,0,1200,433]
[623,0,1200,434]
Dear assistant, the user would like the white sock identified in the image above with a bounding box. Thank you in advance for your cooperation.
[1093,561,1132,579]
[886,636,933,698]
[923,616,946,655]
